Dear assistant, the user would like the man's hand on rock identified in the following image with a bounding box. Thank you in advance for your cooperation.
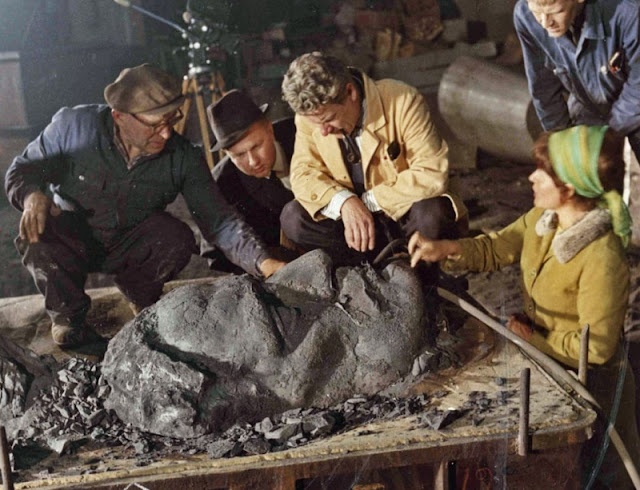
[20,191,60,243]
[259,258,287,279]
[341,196,375,252]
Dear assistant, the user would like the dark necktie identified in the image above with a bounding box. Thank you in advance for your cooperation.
[340,132,365,195]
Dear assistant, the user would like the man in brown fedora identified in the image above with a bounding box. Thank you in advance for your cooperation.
[5,64,285,348]
[202,90,296,270]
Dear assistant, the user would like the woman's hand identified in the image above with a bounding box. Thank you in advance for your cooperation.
[407,232,461,267]
[506,313,534,341]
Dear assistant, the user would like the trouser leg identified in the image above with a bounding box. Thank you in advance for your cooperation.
[628,340,640,436]
[280,200,367,265]
[103,212,196,308]
[281,197,459,267]
[280,200,346,250]
[398,196,459,240]
[398,196,459,286]
[15,212,97,326]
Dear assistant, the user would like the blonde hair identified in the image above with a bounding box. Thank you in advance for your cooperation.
[281,52,352,114]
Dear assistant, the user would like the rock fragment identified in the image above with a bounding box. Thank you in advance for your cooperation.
[47,436,72,455]
[254,417,274,434]
[302,413,335,436]
[243,438,271,455]
[264,424,300,443]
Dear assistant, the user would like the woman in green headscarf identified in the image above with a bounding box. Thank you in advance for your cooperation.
[409,125,638,488]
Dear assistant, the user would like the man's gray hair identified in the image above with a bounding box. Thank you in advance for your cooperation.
[281,52,353,114]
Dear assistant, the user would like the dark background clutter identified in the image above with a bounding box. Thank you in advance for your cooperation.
[0,0,521,299]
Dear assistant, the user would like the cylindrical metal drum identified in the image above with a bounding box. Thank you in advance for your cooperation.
[438,56,542,163]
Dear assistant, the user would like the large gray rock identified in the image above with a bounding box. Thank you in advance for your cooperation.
[102,250,431,438]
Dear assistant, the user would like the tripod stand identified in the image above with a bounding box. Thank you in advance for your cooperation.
[112,0,234,169]
[175,66,225,170]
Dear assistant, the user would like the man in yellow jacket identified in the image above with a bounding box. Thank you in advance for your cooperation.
[280,52,466,268]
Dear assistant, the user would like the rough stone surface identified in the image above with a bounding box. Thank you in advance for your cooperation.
[0,336,56,432]
[102,250,431,438]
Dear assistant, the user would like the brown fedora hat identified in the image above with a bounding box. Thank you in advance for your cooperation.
[104,64,184,116]
[208,89,268,151]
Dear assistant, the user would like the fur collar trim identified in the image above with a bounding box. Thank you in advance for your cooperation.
[534,208,612,264]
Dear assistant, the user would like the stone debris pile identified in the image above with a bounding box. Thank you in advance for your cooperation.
[203,393,438,459]
[10,365,441,465]
[2,348,527,482]
[11,358,122,456]
[0,337,56,426]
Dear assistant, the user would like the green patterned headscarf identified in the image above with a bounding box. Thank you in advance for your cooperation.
[548,125,631,248]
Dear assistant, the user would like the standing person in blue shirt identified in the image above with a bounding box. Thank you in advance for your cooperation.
[514,0,640,156]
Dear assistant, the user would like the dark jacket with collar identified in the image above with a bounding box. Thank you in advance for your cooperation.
[211,117,295,246]
[4,104,270,276]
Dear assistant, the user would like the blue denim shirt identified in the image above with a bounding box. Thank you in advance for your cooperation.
[4,104,270,276]
[515,0,640,136]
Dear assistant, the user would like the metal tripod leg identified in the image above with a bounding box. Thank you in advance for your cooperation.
[175,74,224,170]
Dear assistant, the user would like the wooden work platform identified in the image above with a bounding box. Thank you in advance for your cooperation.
[0,281,595,489]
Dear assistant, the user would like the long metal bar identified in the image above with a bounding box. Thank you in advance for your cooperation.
[437,287,640,488]
[0,426,14,490]
[518,368,531,457]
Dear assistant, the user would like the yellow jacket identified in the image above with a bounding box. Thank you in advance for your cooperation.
[290,73,465,221]
[444,207,629,368]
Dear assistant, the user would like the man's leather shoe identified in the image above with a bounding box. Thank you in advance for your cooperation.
[51,321,91,348]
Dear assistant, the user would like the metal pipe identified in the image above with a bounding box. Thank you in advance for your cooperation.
[438,56,543,164]
[518,368,530,457]
[437,287,640,488]
[579,324,590,385]
[0,426,13,490]
[372,238,407,266]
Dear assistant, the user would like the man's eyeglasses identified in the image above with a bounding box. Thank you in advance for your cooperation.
[131,109,184,134]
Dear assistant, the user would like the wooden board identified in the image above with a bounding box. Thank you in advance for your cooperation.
[0,285,595,489]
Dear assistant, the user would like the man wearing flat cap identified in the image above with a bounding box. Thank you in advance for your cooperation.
[4,64,285,348]
[202,90,295,269]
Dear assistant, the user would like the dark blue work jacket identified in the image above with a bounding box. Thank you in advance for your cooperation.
[4,104,269,276]
[515,0,640,136]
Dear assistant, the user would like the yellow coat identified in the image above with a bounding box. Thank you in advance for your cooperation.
[290,73,465,221]
[444,207,629,368]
